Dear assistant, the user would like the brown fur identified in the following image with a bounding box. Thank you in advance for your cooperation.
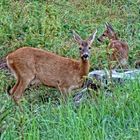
[6,30,97,103]
[98,23,129,69]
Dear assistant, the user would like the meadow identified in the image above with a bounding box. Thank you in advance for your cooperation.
[0,0,140,139]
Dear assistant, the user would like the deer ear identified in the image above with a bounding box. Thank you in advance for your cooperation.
[105,22,114,36]
[105,22,109,29]
[105,22,114,32]
[108,23,114,31]
[87,29,97,46]
[73,30,83,45]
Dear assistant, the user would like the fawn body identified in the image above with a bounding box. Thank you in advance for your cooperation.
[6,30,97,103]
[98,23,129,68]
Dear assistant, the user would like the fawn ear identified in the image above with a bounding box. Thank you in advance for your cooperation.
[105,22,114,32]
[105,22,109,29]
[108,22,114,31]
[105,22,115,36]
[73,30,83,45]
[87,29,97,46]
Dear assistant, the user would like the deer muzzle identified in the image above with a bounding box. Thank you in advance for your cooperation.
[81,53,89,60]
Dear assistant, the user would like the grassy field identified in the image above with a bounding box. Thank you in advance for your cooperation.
[0,0,140,139]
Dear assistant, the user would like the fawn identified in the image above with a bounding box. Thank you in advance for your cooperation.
[6,30,97,103]
[98,23,129,69]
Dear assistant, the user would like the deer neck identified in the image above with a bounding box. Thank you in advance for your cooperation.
[79,59,90,77]
[110,33,118,41]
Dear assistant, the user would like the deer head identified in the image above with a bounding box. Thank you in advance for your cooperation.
[97,22,117,42]
[73,30,97,60]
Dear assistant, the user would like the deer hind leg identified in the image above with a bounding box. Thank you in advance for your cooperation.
[9,77,20,96]
[12,77,33,103]
[8,63,35,103]
[7,62,21,95]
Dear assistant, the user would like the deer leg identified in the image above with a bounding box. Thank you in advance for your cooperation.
[11,69,35,103]
[11,79,30,112]
[60,88,72,103]
[57,84,69,103]
[12,77,33,103]
[7,62,20,95]
[9,78,20,96]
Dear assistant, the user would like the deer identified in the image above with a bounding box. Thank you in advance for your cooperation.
[6,30,97,104]
[97,22,129,69]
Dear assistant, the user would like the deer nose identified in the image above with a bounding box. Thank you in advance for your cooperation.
[82,53,89,58]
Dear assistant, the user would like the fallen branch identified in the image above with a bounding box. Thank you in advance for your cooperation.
[74,69,140,105]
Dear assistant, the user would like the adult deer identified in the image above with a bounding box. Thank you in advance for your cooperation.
[6,30,97,103]
[98,23,129,69]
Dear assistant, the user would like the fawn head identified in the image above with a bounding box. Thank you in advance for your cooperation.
[98,22,117,42]
[73,30,97,60]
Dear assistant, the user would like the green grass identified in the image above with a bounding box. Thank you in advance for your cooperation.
[0,0,140,139]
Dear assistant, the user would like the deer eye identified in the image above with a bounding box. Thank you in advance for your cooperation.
[103,34,106,36]
[79,48,82,50]
[89,47,91,49]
